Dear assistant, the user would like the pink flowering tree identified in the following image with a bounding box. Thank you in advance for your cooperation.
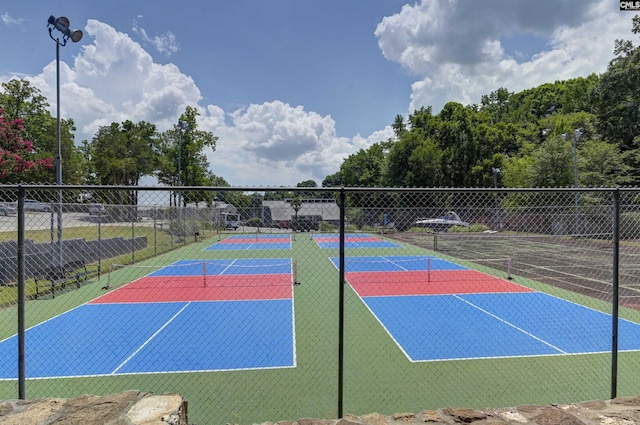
[0,108,54,183]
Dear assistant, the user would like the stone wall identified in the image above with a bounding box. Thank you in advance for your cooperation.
[5,393,640,425]
[265,396,640,425]
[0,391,186,424]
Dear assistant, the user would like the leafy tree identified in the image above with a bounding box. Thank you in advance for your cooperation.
[91,120,159,186]
[384,131,423,187]
[530,136,574,187]
[0,109,54,183]
[502,152,535,188]
[392,114,406,139]
[592,15,640,150]
[0,79,83,184]
[157,106,218,206]
[340,143,387,187]
[322,171,343,187]
[290,197,302,221]
[580,139,632,186]
[479,87,512,123]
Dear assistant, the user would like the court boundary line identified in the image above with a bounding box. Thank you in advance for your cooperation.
[110,302,192,375]
[0,295,298,380]
[338,254,640,362]
[452,294,567,355]
[1,364,298,381]
[355,291,640,363]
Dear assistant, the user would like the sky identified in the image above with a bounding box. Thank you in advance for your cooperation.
[0,0,634,187]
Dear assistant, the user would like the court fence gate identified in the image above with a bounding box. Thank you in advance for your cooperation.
[0,184,638,424]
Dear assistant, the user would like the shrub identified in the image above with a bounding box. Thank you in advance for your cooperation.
[467,223,490,232]
[621,212,640,239]
[319,221,337,232]
[448,225,469,233]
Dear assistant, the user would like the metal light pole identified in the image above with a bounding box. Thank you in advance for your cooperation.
[47,15,82,266]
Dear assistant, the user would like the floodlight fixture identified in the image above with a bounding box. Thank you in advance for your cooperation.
[48,15,83,45]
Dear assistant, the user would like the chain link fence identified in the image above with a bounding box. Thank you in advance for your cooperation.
[0,185,638,424]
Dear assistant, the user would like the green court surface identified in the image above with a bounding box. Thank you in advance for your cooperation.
[1,232,640,424]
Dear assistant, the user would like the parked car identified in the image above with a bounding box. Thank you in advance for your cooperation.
[0,204,17,216]
[414,211,469,231]
[23,199,52,212]
[88,203,106,215]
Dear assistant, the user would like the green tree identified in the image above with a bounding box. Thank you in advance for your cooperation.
[580,139,632,186]
[530,136,574,187]
[592,15,640,149]
[290,197,302,223]
[392,114,406,139]
[91,120,159,186]
[322,171,342,187]
[0,109,54,183]
[502,153,535,188]
[157,106,218,206]
[0,79,83,184]
[340,143,386,187]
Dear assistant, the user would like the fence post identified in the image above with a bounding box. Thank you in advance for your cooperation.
[611,188,620,399]
[17,186,26,399]
[338,188,345,419]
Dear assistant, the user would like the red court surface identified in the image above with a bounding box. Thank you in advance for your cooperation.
[313,236,382,243]
[219,237,291,244]
[347,270,534,297]
[91,274,293,303]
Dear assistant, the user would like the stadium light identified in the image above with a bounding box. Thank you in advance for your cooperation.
[47,15,83,267]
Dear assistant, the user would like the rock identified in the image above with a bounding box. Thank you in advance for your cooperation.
[0,391,187,425]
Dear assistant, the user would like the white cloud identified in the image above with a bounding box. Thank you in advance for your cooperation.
[1,12,24,26]
[29,19,200,140]
[206,101,388,186]
[375,0,627,113]
[2,0,628,187]
[9,19,372,186]
[132,19,179,57]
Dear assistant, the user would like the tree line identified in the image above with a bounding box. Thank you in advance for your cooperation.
[324,16,640,191]
[3,16,640,202]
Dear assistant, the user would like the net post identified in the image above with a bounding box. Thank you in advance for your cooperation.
[203,262,207,287]
[104,264,112,290]
[293,260,299,285]
[507,257,512,280]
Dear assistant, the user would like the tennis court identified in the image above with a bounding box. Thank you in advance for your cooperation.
[0,258,296,379]
[313,233,401,249]
[205,234,292,250]
[333,255,640,361]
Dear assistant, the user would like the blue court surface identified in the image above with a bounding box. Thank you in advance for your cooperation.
[0,258,296,379]
[338,255,640,361]
[206,234,291,250]
[313,233,401,249]
[331,255,465,272]
[150,258,292,276]
[365,293,640,361]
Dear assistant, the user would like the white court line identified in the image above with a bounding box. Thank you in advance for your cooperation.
[219,259,239,275]
[110,302,191,375]
[381,256,410,271]
[453,294,567,355]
